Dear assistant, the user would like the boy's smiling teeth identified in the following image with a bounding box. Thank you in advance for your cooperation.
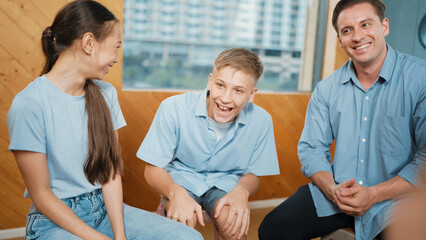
[218,104,230,111]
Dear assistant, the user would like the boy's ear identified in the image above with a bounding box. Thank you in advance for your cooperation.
[248,87,258,103]
[207,73,213,90]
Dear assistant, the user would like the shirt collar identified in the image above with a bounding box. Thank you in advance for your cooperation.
[194,89,248,126]
[341,44,396,84]
[377,44,396,83]
[235,104,248,126]
[195,89,209,117]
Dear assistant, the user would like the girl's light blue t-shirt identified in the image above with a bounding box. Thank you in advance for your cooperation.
[7,75,126,199]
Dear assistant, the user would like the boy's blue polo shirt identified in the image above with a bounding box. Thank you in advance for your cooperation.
[137,89,280,196]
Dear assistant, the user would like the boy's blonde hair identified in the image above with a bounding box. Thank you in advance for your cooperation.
[213,48,264,83]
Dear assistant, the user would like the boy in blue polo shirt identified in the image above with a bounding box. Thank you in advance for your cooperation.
[137,48,280,240]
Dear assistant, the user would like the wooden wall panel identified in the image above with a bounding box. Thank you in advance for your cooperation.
[0,0,343,230]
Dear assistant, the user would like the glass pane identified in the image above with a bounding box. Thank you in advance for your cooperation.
[123,0,308,91]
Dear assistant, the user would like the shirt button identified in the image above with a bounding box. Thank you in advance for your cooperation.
[363,117,367,121]
[360,159,365,163]
[361,138,366,142]
[359,180,363,185]
[365,96,369,100]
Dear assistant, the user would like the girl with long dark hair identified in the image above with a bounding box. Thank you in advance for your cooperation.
[7,1,202,239]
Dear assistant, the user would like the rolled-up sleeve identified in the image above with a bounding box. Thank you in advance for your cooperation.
[398,84,426,185]
[298,86,334,178]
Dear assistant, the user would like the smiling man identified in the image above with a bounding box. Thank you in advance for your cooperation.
[259,0,426,239]
[137,48,279,240]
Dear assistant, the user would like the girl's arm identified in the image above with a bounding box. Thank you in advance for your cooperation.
[14,150,110,240]
[102,174,126,240]
[101,131,126,240]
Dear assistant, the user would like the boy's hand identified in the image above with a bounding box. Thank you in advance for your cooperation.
[214,185,250,240]
[166,186,205,227]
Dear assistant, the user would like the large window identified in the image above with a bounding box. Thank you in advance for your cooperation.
[123,0,312,91]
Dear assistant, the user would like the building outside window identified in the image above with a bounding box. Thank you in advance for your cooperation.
[123,0,309,91]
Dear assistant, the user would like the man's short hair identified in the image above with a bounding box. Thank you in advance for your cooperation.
[332,0,386,34]
[213,48,264,83]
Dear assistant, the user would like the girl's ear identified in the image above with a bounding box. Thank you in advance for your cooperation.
[82,32,95,55]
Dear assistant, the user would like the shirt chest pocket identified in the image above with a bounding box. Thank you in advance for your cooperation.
[378,116,411,158]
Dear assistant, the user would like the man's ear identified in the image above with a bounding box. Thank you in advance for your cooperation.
[82,32,95,54]
[338,34,343,48]
[382,17,390,37]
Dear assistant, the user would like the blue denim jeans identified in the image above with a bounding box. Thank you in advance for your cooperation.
[25,188,203,240]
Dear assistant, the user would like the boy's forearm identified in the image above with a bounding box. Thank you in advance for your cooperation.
[144,163,184,199]
[234,173,260,198]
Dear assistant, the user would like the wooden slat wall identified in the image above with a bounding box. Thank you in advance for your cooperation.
[0,0,344,229]
[0,0,52,229]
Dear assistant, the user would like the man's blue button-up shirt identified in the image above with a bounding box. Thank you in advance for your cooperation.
[137,89,280,197]
[298,45,426,240]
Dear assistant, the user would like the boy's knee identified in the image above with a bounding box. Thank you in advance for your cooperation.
[213,204,230,229]
[213,205,248,240]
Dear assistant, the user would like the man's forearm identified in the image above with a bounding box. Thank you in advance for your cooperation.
[370,176,416,203]
[310,171,338,201]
